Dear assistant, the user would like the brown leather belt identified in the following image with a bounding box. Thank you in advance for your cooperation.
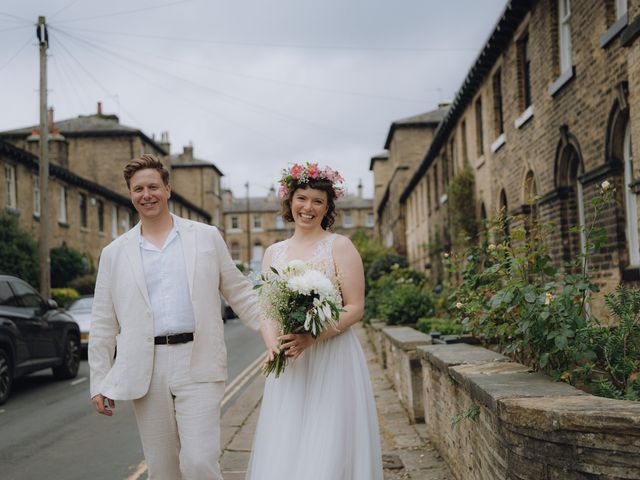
[154,332,194,345]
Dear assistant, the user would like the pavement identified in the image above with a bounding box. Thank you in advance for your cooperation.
[219,323,453,479]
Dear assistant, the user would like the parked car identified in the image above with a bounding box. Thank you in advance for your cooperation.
[0,275,81,405]
[66,295,93,353]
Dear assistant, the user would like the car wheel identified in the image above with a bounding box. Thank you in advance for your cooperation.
[0,349,12,406]
[53,335,80,380]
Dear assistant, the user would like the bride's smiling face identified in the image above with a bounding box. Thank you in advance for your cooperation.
[291,187,329,229]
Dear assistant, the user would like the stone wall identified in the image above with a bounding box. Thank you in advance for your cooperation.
[419,343,640,479]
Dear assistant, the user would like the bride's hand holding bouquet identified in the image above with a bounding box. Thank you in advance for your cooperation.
[255,259,343,378]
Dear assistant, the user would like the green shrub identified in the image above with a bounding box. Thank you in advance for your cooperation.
[417,317,464,335]
[351,229,392,277]
[50,244,88,288]
[367,253,408,284]
[377,282,434,325]
[69,274,96,295]
[0,210,38,286]
[51,287,79,308]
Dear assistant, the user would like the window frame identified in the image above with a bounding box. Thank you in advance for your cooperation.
[475,97,484,157]
[58,185,67,224]
[4,164,16,209]
[558,0,572,75]
[33,174,40,217]
[79,193,88,228]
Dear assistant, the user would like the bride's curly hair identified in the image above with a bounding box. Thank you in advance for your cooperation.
[280,178,337,230]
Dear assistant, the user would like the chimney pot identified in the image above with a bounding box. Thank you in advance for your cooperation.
[47,107,54,130]
[97,101,102,115]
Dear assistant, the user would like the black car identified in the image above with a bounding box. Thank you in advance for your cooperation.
[0,275,81,405]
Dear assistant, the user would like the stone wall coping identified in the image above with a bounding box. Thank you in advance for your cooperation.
[418,343,510,371]
[382,326,432,350]
[369,320,389,332]
[450,362,586,411]
[499,394,640,435]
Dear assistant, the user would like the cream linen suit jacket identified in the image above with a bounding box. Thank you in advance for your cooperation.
[88,214,261,400]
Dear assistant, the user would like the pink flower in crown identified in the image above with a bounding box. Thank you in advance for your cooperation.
[306,163,321,179]
[323,166,335,182]
[278,184,288,198]
[290,163,303,180]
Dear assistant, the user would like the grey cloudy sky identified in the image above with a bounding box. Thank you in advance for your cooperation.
[0,0,507,198]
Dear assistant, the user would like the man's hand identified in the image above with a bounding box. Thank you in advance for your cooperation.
[91,394,115,416]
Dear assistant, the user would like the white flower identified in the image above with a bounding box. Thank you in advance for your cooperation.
[443,252,450,259]
[601,180,611,191]
[284,259,306,276]
[287,269,336,299]
[545,292,554,305]
[488,244,496,251]
[455,302,464,309]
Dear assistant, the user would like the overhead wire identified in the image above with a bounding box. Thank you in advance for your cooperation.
[49,0,84,21]
[0,11,33,25]
[0,34,33,72]
[50,26,381,141]
[54,0,195,24]
[58,25,476,53]
[48,27,293,151]
[50,28,438,104]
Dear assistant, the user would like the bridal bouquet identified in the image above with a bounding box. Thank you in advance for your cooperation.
[255,260,343,377]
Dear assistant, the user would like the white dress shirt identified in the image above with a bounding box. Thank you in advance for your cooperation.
[139,224,196,337]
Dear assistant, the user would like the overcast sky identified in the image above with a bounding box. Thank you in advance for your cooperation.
[0,0,507,198]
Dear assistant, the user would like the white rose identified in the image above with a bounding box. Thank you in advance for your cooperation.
[456,302,464,309]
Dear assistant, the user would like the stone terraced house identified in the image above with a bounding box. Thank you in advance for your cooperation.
[370,0,640,315]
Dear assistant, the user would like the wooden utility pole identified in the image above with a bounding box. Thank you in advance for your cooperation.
[245,182,251,270]
[37,16,50,299]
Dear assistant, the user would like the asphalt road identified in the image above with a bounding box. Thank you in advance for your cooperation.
[0,318,265,480]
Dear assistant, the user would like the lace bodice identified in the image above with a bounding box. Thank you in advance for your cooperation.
[271,234,341,300]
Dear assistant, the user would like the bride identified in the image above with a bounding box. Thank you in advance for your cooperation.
[247,163,383,480]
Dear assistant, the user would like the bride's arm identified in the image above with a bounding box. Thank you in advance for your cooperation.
[316,235,365,341]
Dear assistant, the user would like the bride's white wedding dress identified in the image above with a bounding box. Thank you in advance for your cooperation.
[246,234,383,480]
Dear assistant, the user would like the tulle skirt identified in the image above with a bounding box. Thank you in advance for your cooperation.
[246,328,383,480]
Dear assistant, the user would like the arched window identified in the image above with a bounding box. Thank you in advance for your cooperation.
[499,189,509,240]
[556,135,586,262]
[622,121,639,265]
[524,170,539,232]
[479,202,488,244]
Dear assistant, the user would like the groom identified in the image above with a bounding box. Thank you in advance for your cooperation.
[89,154,270,479]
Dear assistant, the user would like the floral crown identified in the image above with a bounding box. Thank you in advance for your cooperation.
[278,162,345,199]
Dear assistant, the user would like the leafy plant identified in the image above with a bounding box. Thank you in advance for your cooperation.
[377,282,434,325]
[451,403,480,429]
[416,317,463,335]
[583,285,640,400]
[68,274,96,295]
[447,166,477,247]
[0,210,38,286]
[51,287,80,308]
[50,244,89,288]
[449,182,616,384]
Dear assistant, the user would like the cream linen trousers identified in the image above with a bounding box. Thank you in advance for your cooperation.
[132,342,225,479]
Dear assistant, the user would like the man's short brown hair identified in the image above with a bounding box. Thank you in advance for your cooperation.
[123,154,170,189]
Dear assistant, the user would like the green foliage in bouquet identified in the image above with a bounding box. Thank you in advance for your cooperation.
[255,263,343,377]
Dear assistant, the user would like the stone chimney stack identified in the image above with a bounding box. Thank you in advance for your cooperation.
[160,131,171,154]
[27,106,68,167]
[97,101,103,115]
[222,188,233,206]
[182,143,194,162]
[357,179,363,198]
